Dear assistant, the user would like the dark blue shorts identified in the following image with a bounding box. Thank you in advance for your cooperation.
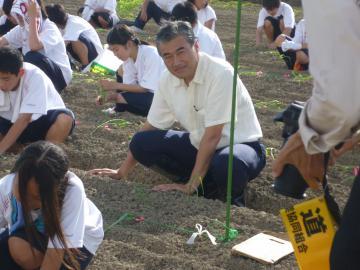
[24,51,67,93]
[281,48,309,70]
[265,15,295,41]
[0,228,94,270]
[67,33,99,64]
[0,109,75,143]
[0,18,16,36]
[115,91,154,117]
[91,12,113,28]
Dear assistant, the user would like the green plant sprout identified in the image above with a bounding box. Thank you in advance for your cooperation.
[104,213,132,234]
[91,118,131,135]
[238,70,258,77]
[253,99,284,111]
[97,85,107,103]
[266,147,277,160]
[291,71,312,83]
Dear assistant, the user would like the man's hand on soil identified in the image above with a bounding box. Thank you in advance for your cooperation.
[88,168,123,180]
[272,131,324,189]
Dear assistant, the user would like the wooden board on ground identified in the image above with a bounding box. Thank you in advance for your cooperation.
[231,232,294,264]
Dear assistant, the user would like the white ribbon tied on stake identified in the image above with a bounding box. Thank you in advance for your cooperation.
[186,224,217,245]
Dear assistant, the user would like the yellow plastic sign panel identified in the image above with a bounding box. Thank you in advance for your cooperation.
[280,197,336,270]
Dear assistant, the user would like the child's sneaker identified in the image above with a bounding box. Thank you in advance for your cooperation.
[101,107,116,116]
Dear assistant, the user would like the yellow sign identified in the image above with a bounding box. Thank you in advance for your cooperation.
[280,197,337,270]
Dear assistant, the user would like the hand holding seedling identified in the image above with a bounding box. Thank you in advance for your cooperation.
[272,131,324,189]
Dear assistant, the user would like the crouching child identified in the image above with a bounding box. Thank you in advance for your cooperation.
[0,47,75,154]
[0,141,104,269]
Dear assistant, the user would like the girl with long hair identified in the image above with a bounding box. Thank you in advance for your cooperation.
[0,141,104,269]
[98,24,165,117]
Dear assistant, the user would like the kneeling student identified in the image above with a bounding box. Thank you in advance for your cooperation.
[0,0,17,36]
[255,0,295,49]
[274,19,309,70]
[0,0,72,92]
[0,141,104,269]
[78,0,119,29]
[46,4,104,70]
[0,47,75,154]
[188,0,217,31]
[171,1,225,60]
[98,24,165,117]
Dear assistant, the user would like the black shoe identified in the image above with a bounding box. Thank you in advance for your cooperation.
[232,191,246,207]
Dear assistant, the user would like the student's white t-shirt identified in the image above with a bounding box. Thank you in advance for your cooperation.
[154,0,185,13]
[62,14,103,56]
[47,171,103,254]
[122,45,165,93]
[256,2,295,29]
[3,19,73,85]
[82,0,119,24]
[193,22,225,60]
[197,5,217,31]
[0,63,66,123]
[0,171,104,255]
[293,19,307,45]
[0,15,6,25]
[148,53,263,149]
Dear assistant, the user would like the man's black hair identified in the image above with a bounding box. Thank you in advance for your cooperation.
[45,4,68,27]
[171,2,198,26]
[262,0,281,10]
[0,47,23,75]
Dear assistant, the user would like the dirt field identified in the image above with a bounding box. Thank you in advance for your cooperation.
[0,1,358,269]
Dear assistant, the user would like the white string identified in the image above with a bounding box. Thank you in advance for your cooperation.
[186,224,217,246]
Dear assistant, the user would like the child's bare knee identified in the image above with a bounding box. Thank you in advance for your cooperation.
[8,237,42,270]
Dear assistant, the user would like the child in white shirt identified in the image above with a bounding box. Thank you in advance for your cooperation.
[188,0,216,31]
[275,19,309,70]
[0,0,72,92]
[78,0,119,29]
[0,47,75,154]
[255,0,295,49]
[0,141,104,269]
[98,24,165,117]
[132,0,185,32]
[46,4,103,70]
[0,0,16,36]
[171,1,225,59]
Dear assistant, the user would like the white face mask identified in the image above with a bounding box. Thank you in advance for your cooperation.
[11,0,42,32]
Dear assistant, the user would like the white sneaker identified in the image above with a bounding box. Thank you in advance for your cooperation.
[101,107,116,116]
[129,26,145,34]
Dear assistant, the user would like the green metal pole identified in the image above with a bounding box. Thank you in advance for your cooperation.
[225,0,243,241]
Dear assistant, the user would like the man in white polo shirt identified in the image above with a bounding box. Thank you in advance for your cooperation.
[91,21,266,206]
